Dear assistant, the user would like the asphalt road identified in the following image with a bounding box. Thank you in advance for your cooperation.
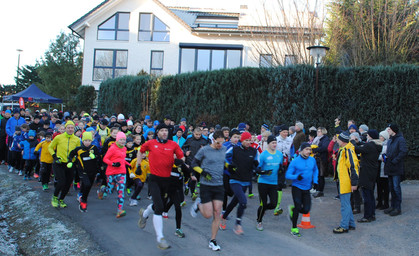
[5,165,419,256]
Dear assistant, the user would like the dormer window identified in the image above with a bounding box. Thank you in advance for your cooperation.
[139,13,170,42]
[195,16,238,29]
[97,12,130,41]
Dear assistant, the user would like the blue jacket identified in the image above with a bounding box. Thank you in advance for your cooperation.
[173,135,186,148]
[20,139,39,160]
[286,155,318,190]
[10,133,24,152]
[384,133,407,176]
[6,117,25,137]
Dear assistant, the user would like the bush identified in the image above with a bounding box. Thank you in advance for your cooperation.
[74,85,95,113]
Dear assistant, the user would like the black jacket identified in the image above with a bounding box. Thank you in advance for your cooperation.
[313,135,330,163]
[229,145,258,182]
[68,145,100,174]
[0,117,9,138]
[384,133,407,176]
[182,137,208,165]
[352,140,382,190]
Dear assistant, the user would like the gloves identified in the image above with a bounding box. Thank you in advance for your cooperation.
[297,174,303,181]
[53,154,62,164]
[135,168,142,176]
[201,170,212,181]
[174,158,184,167]
[255,167,272,175]
[228,163,237,172]
[129,173,136,178]
[67,162,73,168]
[89,153,96,159]
[112,162,121,167]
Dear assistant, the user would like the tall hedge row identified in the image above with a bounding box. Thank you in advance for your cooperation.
[98,65,419,177]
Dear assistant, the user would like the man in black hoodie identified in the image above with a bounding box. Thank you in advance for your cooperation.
[0,109,11,163]
[350,129,382,222]
[383,124,407,217]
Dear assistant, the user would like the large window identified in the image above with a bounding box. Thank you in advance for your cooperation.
[284,55,297,66]
[97,12,130,41]
[93,49,128,81]
[179,44,242,73]
[260,54,273,67]
[150,51,164,75]
[139,13,170,42]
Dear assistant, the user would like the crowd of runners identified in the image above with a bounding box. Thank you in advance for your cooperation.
[0,107,408,251]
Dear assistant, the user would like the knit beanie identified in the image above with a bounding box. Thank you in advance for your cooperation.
[65,121,75,128]
[388,124,399,134]
[82,132,93,141]
[117,114,125,120]
[28,130,36,137]
[238,123,246,132]
[116,132,126,142]
[367,129,379,140]
[262,124,269,130]
[359,124,369,132]
[300,142,311,151]
[240,132,252,142]
[379,130,389,140]
[348,124,358,131]
[267,135,276,144]
[338,132,350,143]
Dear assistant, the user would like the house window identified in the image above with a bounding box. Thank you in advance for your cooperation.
[150,51,164,75]
[179,43,242,73]
[260,54,273,67]
[93,49,128,81]
[97,12,130,41]
[284,55,297,66]
[139,13,170,42]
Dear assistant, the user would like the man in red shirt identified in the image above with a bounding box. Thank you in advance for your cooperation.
[137,123,184,250]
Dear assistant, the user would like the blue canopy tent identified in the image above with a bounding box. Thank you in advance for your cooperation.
[3,84,63,110]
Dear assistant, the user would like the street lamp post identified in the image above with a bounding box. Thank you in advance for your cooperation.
[307,45,329,109]
[16,49,23,85]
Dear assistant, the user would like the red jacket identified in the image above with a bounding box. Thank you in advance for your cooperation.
[140,139,184,177]
[103,143,129,176]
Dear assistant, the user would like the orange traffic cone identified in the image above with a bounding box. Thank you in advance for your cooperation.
[297,212,315,229]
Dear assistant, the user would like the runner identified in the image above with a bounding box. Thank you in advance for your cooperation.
[256,135,283,231]
[137,123,185,250]
[285,142,318,237]
[190,130,226,251]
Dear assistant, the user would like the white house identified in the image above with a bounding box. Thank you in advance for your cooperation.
[69,0,321,90]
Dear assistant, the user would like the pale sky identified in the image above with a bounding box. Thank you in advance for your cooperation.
[0,0,325,85]
[0,0,103,85]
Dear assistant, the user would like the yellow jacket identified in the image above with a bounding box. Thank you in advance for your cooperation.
[129,158,149,182]
[48,132,81,163]
[334,143,359,194]
[35,140,53,164]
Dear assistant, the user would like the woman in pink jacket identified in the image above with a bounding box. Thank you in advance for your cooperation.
[98,132,130,218]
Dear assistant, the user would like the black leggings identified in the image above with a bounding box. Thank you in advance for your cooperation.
[223,173,233,210]
[9,151,23,170]
[24,159,37,176]
[291,186,311,228]
[376,177,389,207]
[164,179,183,229]
[80,172,96,203]
[40,162,52,185]
[149,175,171,215]
[257,183,278,222]
[53,163,74,200]
[131,179,144,200]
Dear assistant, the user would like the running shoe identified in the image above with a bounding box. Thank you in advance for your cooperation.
[23,175,28,181]
[209,239,221,251]
[136,195,141,200]
[310,188,316,194]
[129,199,138,206]
[116,210,126,218]
[248,193,254,198]
[162,212,168,219]
[288,205,295,223]
[18,170,23,176]
[138,208,148,229]
[291,228,301,237]
[51,196,59,208]
[274,208,283,216]
[180,201,186,207]
[59,199,67,208]
[97,185,106,200]
[190,197,201,218]
[157,238,170,250]
[233,225,244,235]
[42,184,49,191]
[197,182,200,188]
[219,219,226,231]
[333,227,348,234]
[8,167,13,173]
[147,195,152,200]
[256,222,264,231]
[184,186,189,196]
[79,202,87,212]
[191,193,198,201]
[175,229,185,238]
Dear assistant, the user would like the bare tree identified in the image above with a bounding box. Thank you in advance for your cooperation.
[246,0,326,66]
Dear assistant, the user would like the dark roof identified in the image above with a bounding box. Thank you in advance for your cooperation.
[3,84,63,103]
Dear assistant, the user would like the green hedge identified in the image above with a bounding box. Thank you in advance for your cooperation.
[74,85,95,113]
[99,65,419,178]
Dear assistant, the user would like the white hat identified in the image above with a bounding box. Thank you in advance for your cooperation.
[127,120,133,126]
[117,114,125,120]
[53,109,58,112]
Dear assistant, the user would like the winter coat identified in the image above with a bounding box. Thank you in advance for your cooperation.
[129,158,149,183]
[352,139,382,190]
[103,143,130,176]
[48,132,81,163]
[182,136,208,165]
[227,145,258,182]
[292,130,306,152]
[6,117,25,137]
[312,135,331,163]
[384,133,407,176]
[378,140,388,177]
[334,143,359,194]
[35,140,53,164]
[20,139,39,160]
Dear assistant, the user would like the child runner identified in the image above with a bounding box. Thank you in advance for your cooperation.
[35,132,53,191]
[9,126,24,175]
[20,130,39,180]
[285,142,319,237]
[128,156,149,205]
[125,135,136,196]
[67,131,100,212]
[99,132,130,218]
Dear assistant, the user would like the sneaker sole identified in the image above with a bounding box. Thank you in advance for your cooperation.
[157,244,171,250]
[138,208,147,229]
